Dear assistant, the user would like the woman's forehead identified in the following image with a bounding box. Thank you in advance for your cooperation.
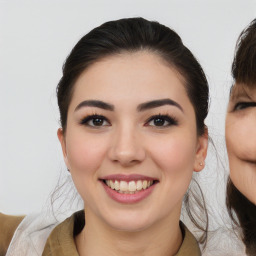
[230,83,256,100]
[73,52,186,96]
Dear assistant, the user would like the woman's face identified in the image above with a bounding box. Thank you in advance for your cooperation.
[58,51,207,231]
[226,84,256,204]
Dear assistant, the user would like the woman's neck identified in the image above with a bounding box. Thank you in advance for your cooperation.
[75,209,183,256]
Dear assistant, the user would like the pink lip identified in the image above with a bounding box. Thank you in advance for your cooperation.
[100,180,157,204]
[100,174,156,182]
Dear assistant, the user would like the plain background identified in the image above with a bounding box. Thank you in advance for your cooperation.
[0,0,256,219]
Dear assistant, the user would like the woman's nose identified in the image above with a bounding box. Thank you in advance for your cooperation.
[108,126,146,166]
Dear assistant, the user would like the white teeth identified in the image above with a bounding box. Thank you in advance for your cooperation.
[114,180,120,191]
[128,181,136,192]
[105,179,154,193]
[120,181,128,192]
[110,180,115,190]
[142,180,147,189]
[136,180,142,191]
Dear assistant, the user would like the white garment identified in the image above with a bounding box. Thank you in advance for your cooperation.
[6,212,59,256]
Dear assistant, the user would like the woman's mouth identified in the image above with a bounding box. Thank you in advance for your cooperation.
[100,175,158,203]
[104,179,154,194]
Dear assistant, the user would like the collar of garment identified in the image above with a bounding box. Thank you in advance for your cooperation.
[42,210,201,256]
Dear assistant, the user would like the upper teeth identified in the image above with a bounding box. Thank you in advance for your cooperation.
[105,180,153,193]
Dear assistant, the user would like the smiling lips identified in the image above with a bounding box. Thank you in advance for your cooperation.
[105,179,154,193]
[100,174,158,203]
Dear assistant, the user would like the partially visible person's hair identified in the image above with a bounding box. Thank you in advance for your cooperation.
[226,178,256,255]
[232,18,256,87]
[227,18,256,256]
[56,17,209,246]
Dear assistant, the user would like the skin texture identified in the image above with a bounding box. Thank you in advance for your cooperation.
[226,84,256,205]
[58,51,208,256]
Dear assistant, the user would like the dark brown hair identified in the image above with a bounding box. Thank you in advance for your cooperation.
[226,18,256,256]
[232,19,256,87]
[56,17,209,245]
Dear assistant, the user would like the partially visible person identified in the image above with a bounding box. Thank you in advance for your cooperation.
[226,18,256,256]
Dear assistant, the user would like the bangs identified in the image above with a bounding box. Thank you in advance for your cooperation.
[232,19,256,88]
[229,82,256,101]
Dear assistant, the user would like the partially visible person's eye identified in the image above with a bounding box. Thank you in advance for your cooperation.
[145,114,178,128]
[80,114,110,127]
[233,102,256,111]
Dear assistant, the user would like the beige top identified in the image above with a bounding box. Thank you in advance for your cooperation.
[0,213,25,256]
[1,211,201,256]
[42,211,201,256]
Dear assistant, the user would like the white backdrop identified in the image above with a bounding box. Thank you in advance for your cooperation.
[0,0,255,218]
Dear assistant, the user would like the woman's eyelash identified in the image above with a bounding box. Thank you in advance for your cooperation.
[80,114,110,127]
[145,114,178,127]
[80,114,178,128]
[233,102,256,111]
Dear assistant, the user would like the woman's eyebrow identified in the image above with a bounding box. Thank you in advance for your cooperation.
[137,98,183,112]
[75,100,114,111]
[74,98,183,112]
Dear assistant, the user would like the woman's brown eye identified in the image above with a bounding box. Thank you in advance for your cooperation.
[234,102,256,111]
[146,115,178,127]
[92,118,104,126]
[153,117,166,126]
[80,115,110,127]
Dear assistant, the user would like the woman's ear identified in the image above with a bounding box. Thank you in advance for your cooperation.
[193,127,208,172]
[57,128,71,170]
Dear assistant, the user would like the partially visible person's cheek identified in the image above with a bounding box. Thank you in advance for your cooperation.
[226,114,256,163]
[237,115,256,162]
[230,167,256,205]
[226,113,256,204]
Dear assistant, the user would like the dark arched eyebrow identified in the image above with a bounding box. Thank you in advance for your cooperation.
[74,98,183,112]
[75,100,114,112]
[137,98,183,112]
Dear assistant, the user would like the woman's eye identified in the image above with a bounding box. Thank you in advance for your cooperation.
[146,115,178,127]
[233,102,256,111]
[80,115,110,127]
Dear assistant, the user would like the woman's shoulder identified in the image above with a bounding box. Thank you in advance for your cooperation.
[3,211,60,256]
[175,222,201,256]
[42,210,84,256]
[0,213,25,256]
[0,210,82,256]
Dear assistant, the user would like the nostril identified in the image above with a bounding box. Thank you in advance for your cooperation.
[107,133,146,164]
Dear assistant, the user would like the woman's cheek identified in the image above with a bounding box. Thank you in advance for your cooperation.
[238,117,256,160]
[152,137,195,203]
[66,133,107,174]
[152,135,196,175]
[227,119,256,162]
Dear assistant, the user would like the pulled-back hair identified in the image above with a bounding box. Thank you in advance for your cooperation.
[56,17,209,246]
[227,18,256,256]
[57,18,209,135]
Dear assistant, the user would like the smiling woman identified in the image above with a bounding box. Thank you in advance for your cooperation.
[1,17,209,256]
[226,18,256,256]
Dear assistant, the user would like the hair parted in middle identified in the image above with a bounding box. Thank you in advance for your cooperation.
[56,17,209,246]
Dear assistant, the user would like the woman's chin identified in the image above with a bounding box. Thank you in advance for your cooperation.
[102,213,155,233]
